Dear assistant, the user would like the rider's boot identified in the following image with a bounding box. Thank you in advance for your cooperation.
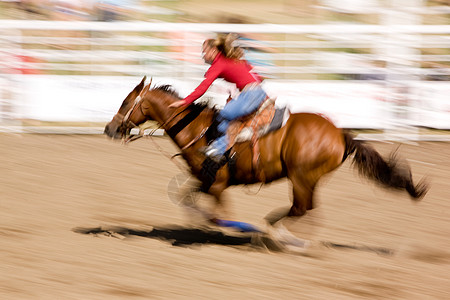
[199,149,231,193]
[200,146,224,163]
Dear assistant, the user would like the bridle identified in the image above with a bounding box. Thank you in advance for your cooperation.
[116,95,144,143]
[117,85,211,161]
[113,86,216,175]
[117,79,152,143]
[120,94,190,144]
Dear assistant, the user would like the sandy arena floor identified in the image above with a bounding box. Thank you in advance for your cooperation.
[0,133,449,299]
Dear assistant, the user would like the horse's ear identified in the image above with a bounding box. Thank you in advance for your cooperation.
[131,76,146,95]
[137,76,146,90]
[120,76,146,108]
[140,82,151,98]
[131,76,146,97]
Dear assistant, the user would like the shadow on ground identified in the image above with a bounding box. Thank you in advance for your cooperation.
[73,225,395,256]
[73,226,253,247]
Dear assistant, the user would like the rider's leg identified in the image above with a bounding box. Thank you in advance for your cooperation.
[219,84,267,122]
[206,85,267,157]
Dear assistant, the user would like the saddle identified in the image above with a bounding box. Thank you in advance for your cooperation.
[199,99,288,192]
[227,98,289,181]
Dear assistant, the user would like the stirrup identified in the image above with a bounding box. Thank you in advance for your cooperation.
[199,149,233,193]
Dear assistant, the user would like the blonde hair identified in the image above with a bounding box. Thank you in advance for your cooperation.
[204,33,243,60]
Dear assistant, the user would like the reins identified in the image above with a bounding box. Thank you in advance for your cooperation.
[123,104,189,144]
[121,96,143,144]
[147,105,203,173]
[121,99,201,173]
[124,97,209,152]
[180,127,209,151]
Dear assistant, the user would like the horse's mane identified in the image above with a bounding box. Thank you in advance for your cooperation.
[153,84,220,141]
[153,84,215,113]
[154,84,181,99]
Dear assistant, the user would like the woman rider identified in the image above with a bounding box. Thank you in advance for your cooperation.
[169,34,267,162]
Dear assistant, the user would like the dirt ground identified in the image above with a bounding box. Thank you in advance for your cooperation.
[0,133,449,299]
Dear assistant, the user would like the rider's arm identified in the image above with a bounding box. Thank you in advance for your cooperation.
[179,65,222,106]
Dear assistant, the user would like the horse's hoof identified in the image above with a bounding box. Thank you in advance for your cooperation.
[283,239,311,254]
[266,223,312,252]
[285,237,310,248]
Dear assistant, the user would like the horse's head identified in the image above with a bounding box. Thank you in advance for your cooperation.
[105,78,214,150]
[104,76,151,140]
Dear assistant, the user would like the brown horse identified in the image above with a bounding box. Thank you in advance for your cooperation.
[105,77,428,237]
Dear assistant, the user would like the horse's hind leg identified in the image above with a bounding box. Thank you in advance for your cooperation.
[259,178,316,250]
[263,165,326,250]
[264,172,315,225]
[289,176,315,217]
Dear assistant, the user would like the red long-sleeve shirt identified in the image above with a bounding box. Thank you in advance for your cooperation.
[182,53,262,105]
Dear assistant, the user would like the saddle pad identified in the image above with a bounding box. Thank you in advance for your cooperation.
[227,103,290,145]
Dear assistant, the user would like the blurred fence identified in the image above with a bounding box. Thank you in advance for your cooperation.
[0,21,449,138]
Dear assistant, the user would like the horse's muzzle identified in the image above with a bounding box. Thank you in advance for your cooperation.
[104,122,123,139]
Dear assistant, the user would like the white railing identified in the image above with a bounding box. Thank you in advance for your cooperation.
[1,21,449,77]
[0,21,449,136]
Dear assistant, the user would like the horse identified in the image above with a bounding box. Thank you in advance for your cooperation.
[104,76,428,247]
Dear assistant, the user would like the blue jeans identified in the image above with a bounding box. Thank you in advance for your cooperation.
[210,84,267,155]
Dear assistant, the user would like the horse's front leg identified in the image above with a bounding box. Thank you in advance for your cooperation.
[207,180,230,223]
[178,179,229,225]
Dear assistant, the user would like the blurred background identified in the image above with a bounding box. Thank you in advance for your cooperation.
[0,0,449,137]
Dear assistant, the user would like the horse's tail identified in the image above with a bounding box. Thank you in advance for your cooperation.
[342,131,428,200]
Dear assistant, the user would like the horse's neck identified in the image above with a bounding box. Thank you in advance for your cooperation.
[147,92,178,125]
[146,90,212,153]
[163,106,213,150]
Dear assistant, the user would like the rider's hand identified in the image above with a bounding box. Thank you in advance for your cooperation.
[169,100,187,108]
